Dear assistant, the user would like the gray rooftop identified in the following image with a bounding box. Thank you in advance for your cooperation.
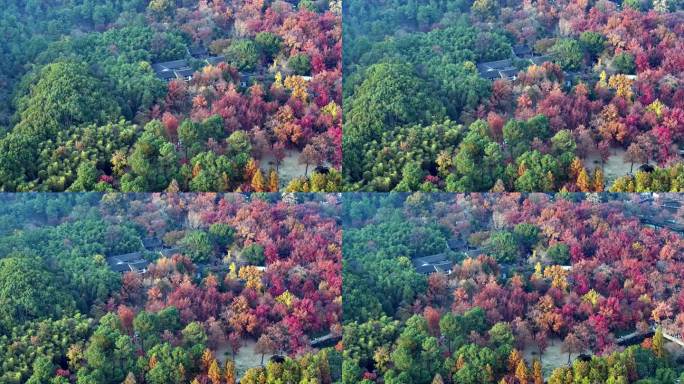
[412,254,453,275]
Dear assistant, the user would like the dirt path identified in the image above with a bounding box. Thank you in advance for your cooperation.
[260,149,330,188]
[213,339,274,378]
[522,338,590,378]
[582,147,637,185]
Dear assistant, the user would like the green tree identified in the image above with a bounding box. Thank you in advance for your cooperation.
[343,61,446,180]
[26,356,54,384]
[242,243,265,265]
[121,120,179,192]
[179,230,213,262]
[513,223,540,253]
[579,31,606,60]
[225,39,260,71]
[0,256,76,332]
[483,231,520,263]
[394,161,425,192]
[613,52,636,74]
[289,53,312,75]
[68,161,100,191]
[79,313,135,383]
[386,315,442,383]
[447,120,504,192]
[145,343,191,384]
[255,32,283,61]
[547,243,570,265]
[551,39,584,70]
[209,223,235,250]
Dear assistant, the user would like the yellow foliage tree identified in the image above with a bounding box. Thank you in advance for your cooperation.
[608,74,634,100]
[284,75,308,102]
[225,359,237,384]
[208,359,222,384]
[592,167,605,192]
[201,348,214,370]
[274,71,283,88]
[245,158,258,180]
[652,327,666,359]
[515,359,529,383]
[238,265,264,291]
[646,99,665,118]
[532,359,543,384]
[582,289,601,306]
[508,349,523,372]
[544,265,569,291]
[569,157,584,179]
[276,290,295,308]
[268,169,279,192]
[123,373,137,384]
[251,169,266,192]
[321,101,340,119]
[576,168,591,192]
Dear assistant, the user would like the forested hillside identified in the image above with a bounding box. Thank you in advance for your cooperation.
[0,193,341,383]
[342,193,684,383]
[0,0,341,192]
[343,0,684,192]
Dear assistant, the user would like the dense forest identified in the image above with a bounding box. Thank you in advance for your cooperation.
[0,193,342,383]
[0,0,341,192]
[343,0,684,192]
[342,193,684,383]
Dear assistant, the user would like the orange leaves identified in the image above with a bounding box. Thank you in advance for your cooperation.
[597,104,629,144]
[238,265,264,292]
[608,74,634,100]
[251,168,267,192]
[284,75,308,102]
[193,94,208,109]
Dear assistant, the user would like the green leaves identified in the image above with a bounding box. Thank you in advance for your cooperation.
[0,256,77,333]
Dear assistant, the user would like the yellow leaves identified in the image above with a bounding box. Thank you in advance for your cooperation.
[274,71,283,88]
[598,104,628,143]
[284,75,308,102]
[238,265,264,291]
[268,168,279,192]
[515,359,529,383]
[276,290,295,308]
[208,358,222,384]
[646,99,665,118]
[534,262,543,278]
[508,349,523,372]
[201,348,215,370]
[228,262,238,279]
[462,61,477,73]
[251,169,266,192]
[592,168,605,192]
[111,150,128,177]
[543,265,569,290]
[570,156,584,178]
[608,74,634,100]
[373,346,391,372]
[192,162,202,178]
[582,289,601,306]
[321,101,340,119]
[93,254,106,265]
[598,70,608,88]
[576,168,591,192]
